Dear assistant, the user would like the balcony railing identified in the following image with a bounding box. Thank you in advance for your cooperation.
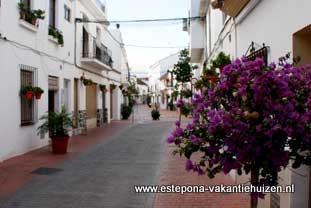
[82,37,113,68]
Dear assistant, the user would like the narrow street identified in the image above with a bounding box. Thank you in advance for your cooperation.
[0,106,173,208]
[0,105,249,208]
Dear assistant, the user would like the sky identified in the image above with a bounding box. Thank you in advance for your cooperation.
[106,0,189,76]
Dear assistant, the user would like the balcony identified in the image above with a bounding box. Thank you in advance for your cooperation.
[212,0,250,17]
[189,0,207,63]
[81,37,113,71]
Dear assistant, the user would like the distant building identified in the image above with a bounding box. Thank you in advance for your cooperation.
[149,53,179,109]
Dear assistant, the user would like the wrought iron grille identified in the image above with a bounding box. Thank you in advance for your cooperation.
[246,42,268,65]
[82,34,113,68]
[20,64,38,125]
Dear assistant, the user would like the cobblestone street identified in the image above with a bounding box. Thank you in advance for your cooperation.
[0,105,249,208]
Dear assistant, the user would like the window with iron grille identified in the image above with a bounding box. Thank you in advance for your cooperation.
[20,65,37,125]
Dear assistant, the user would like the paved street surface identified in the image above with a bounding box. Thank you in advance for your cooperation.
[0,120,172,208]
[0,105,249,208]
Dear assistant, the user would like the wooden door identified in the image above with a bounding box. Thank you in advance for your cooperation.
[86,84,97,119]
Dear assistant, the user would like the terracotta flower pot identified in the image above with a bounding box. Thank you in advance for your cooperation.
[51,136,69,154]
[31,18,37,26]
[35,93,42,100]
[206,75,219,84]
[20,11,26,20]
[24,91,33,100]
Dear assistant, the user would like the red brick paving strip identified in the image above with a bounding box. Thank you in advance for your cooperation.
[0,120,131,200]
[153,145,250,208]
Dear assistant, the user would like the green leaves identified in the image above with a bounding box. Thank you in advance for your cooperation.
[173,49,197,83]
[37,106,72,138]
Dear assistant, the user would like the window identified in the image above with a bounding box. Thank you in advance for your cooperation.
[20,65,37,125]
[49,0,56,28]
[64,5,71,22]
[22,0,31,9]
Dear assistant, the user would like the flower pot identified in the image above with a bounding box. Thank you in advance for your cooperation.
[31,18,37,26]
[51,136,69,154]
[206,75,219,84]
[24,91,33,100]
[35,93,42,100]
[20,11,26,20]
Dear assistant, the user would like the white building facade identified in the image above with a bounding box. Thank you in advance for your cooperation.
[148,53,179,109]
[0,0,129,162]
[189,0,311,207]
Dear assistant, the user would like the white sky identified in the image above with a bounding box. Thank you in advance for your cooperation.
[106,0,189,75]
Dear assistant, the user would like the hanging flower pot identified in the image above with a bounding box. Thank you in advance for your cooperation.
[20,85,33,100]
[35,93,42,99]
[33,87,44,100]
[25,91,33,100]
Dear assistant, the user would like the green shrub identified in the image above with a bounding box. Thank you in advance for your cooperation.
[121,104,132,120]
[151,109,160,120]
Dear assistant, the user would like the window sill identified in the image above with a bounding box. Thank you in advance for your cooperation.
[48,35,59,45]
[19,19,38,33]
[20,121,35,127]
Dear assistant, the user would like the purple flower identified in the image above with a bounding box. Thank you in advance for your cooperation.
[269,62,276,69]
[185,160,193,171]
[167,135,176,144]
[174,127,184,137]
[186,123,195,131]
[176,99,184,108]
[175,120,181,127]
[189,135,200,145]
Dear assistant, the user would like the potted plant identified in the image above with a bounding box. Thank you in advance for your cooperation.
[37,106,72,154]
[180,89,192,99]
[121,104,132,120]
[20,85,33,100]
[33,87,44,100]
[211,52,231,73]
[99,84,106,92]
[18,2,27,20]
[110,84,117,90]
[194,79,204,90]
[34,9,45,20]
[151,107,160,120]
[83,78,93,86]
[168,101,175,111]
[49,26,64,46]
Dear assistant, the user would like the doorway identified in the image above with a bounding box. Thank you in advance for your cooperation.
[48,90,55,112]
[73,78,79,128]
[86,84,97,128]
[48,76,59,113]
[110,87,113,119]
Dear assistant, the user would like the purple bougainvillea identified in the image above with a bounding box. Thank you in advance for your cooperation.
[168,56,311,207]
